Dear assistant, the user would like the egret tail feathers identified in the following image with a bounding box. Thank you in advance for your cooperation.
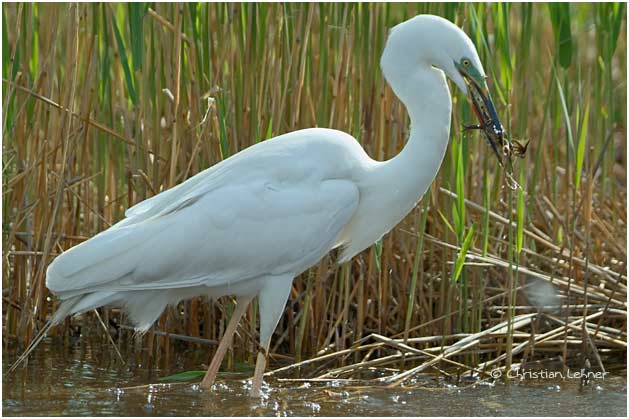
[5,296,81,374]
[7,288,202,374]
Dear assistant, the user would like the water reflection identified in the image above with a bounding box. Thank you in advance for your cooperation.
[3,340,627,416]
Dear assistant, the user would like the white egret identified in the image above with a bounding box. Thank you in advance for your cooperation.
[10,14,505,396]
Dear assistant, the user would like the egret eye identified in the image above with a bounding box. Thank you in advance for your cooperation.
[462,58,471,67]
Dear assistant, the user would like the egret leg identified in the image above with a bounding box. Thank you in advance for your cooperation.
[251,345,269,397]
[200,295,254,390]
[250,276,293,397]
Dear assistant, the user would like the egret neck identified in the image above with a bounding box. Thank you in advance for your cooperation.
[379,65,452,216]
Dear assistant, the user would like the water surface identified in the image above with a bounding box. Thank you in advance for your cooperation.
[3,340,626,416]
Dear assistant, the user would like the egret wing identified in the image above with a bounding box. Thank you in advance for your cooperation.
[120,128,365,227]
[47,177,359,296]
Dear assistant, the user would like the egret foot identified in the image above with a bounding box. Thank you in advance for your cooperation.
[250,348,268,397]
[199,295,253,390]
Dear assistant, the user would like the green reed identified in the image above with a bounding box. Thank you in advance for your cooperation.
[2,3,626,378]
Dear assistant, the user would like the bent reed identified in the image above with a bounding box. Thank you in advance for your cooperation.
[3,3,626,383]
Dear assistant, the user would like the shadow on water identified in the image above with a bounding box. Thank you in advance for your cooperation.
[3,339,627,416]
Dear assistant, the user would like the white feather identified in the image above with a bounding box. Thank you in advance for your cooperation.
[46,129,363,317]
[10,16,496,386]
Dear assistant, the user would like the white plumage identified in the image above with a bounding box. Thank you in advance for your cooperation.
[47,128,364,330]
[12,14,504,397]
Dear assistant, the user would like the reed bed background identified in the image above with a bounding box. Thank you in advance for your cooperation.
[3,3,627,384]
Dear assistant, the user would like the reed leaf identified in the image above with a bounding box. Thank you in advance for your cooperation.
[452,224,475,283]
[111,13,138,105]
[2,3,625,381]
[548,3,573,69]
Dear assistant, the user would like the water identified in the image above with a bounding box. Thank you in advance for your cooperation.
[3,340,627,416]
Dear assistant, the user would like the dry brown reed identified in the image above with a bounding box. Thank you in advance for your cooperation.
[2,3,626,383]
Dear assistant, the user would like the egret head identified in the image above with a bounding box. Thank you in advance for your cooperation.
[381,15,506,163]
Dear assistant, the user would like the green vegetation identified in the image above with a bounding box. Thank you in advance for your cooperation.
[3,3,626,383]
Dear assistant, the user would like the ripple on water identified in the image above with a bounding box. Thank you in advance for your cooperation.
[303,401,321,413]
[142,403,154,414]
[3,340,627,416]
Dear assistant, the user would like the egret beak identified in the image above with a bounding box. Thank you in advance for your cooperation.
[456,65,507,166]
[466,78,506,165]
